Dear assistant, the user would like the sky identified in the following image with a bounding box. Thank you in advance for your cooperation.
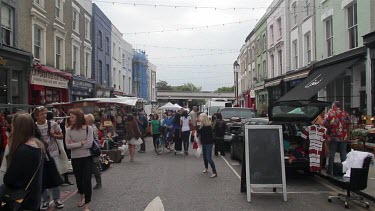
[94,0,274,91]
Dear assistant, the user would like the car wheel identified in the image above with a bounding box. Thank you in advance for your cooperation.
[230,145,236,160]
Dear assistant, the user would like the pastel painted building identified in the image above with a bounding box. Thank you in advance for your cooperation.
[122,40,133,96]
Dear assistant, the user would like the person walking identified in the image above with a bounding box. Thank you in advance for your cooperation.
[85,114,102,190]
[150,114,161,149]
[33,106,64,210]
[189,106,198,143]
[173,112,183,154]
[323,101,350,175]
[3,112,44,211]
[180,110,192,155]
[126,114,142,162]
[66,109,93,211]
[197,113,217,178]
[137,110,148,153]
[214,113,226,156]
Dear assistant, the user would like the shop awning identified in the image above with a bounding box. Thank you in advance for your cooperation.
[265,78,282,88]
[35,63,72,80]
[277,58,360,102]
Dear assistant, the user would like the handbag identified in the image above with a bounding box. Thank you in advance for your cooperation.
[86,126,101,157]
[0,151,43,211]
[131,138,143,145]
[43,153,64,190]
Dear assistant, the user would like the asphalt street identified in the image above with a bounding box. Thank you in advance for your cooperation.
[56,138,374,211]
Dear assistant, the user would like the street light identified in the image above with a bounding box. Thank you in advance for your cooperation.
[233,61,240,107]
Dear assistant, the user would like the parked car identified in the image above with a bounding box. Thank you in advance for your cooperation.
[218,107,256,151]
[229,100,330,173]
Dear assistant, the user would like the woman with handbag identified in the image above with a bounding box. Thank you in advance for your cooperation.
[180,110,192,155]
[125,114,142,162]
[33,106,64,210]
[2,112,44,210]
[66,109,94,211]
[85,114,102,190]
[197,113,217,178]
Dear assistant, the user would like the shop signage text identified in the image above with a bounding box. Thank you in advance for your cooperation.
[73,80,94,88]
[30,68,69,89]
[0,57,7,66]
[305,74,323,89]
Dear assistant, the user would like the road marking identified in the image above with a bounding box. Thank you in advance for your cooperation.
[221,155,241,180]
[370,177,375,180]
[145,196,165,211]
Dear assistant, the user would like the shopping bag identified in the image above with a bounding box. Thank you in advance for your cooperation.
[195,147,202,158]
[193,140,198,149]
[55,139,69,175]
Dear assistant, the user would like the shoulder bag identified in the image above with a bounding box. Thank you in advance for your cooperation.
[88,126,101,157]
[0,150,43,211]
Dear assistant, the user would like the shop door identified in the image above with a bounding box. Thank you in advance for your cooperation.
[0,69,7,104]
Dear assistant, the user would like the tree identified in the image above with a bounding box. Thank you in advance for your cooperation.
[174,83,202,92]
[215,86,234,92]
[156,80,173,90]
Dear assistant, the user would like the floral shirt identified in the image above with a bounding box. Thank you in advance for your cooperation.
[323,108,350,142]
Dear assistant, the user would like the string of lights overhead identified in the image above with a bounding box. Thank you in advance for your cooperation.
[148,51,238,59]
[132,44,238,51]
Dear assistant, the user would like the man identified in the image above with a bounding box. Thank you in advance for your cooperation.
[323,101,350,174]
[161,110,174,127]
[137,109,149,153]
[189,106,198,143]
[34,106,64,210]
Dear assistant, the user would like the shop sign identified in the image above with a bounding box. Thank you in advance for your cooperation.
[305,74,323,89]
[250,90,256,98]
[0,57,7,67]
[30,68,68,89]
[71,90,91,96]
[290,79,303,87]
[72,80,94,89]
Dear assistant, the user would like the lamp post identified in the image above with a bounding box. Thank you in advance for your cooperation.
[233,61,240,107]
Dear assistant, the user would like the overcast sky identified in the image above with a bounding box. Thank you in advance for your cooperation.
[94,0,274,91]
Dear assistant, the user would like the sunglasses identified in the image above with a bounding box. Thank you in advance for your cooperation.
[35,106,45,110]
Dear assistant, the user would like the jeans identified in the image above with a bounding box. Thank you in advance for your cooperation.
[42,187,60,202]
[152,133,160,148]
[140,135,146,151]
[328,140,348,174]
[202,144,216,174]
[72,156,93,204]
[182,131,190,152]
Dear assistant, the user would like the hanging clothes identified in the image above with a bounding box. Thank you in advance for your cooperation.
[301,125,328,172]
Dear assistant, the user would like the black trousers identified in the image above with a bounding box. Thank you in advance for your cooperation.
[140,134,146,151]
[152,133,160,148]
[72,156,93,204]
[181,131,190,152]
[214,137,225,155]
[174,129,182,151]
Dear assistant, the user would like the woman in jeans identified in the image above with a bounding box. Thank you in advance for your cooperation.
[66,108,93,211]
[3,112,44,210]
[197,113,217,178]
[180,110,191,155]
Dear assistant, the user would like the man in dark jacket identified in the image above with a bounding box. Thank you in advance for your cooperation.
[214,113,226,156]
[137,109,149,153]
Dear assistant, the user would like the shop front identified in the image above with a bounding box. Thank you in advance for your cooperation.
[253,81,267,115]
[0,45,32,108]
[265,76,284,107]
[29,64,72,105]
[96,85,112,98]
[283,67,310,93]
[71,75,95,101]
[364,31,375,116]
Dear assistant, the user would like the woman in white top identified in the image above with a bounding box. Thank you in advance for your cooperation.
[66,108,93,211]
[180,110,192,155]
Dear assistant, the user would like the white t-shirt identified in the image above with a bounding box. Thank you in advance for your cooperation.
[180,116,191,132]
[36,120,61,157]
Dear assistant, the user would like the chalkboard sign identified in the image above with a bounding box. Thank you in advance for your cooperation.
[244,125,287,202]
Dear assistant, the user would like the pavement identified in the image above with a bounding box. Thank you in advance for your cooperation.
[53,138,374,211]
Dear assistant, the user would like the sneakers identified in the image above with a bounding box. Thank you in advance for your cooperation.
[93,184,102,190]
[203,169,208,173]
[211,173,218,178]
[55,200,64,209]
[138,150,145,153]
[184,151,188,155]
[40,202,49,211]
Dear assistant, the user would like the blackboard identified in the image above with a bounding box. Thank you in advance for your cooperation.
[244,125,287,202]
[248,129,282,184]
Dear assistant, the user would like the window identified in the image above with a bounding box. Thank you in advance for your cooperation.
[98,30,103,49]
[106,64,110,85]
[118,70,121,89]
[98,60,103,83]
[55,0,61,18]
[258,63,261,80]
[263,60,266,80]
[33,0,44,8]
[292,3,297,26]
[34,27,42,60]
[129,77,131,92]
[118,47,121,60]
[55,37,62,69]
[257,39,260,55]
[113,43,116,57]
[305,33,311,64]
[348,3,358,49]
[292,40,298,69]
[106,37,110,54]
[73,46,78,74]
[271,54,275,78]
[263,34,266,51]
[277,18,282,38]
[122,54,126,67]
[113,68,116,87]
[278,50,282,75]
[306,0,311,16]
[85,18,90,40]
[325,17,333,57]
[270,25,274,43]
[72,10,78,31]
[85,52,90,78]
[1,4,13,46]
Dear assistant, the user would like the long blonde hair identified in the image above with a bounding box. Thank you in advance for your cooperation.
[199,113,211,127]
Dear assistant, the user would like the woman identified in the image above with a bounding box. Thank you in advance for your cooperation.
[214,113,226,156]
[66,109,93,211]
[3,112,44,210]
[180,110,192,155]
[173,112,183,154]
[125,114,142,162]
[85,114,102,190]
[197,113,217,178]
[150,114,161,149]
